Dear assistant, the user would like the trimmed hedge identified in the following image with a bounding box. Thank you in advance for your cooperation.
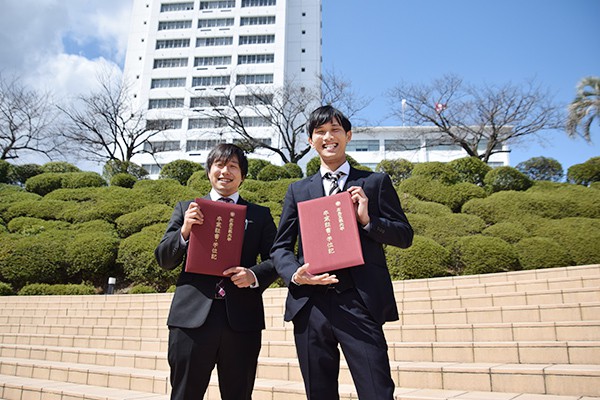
[386,235,450,280]
[399,176,486,212]
[450,235,520,275]
[18,283,95,296]
[407,213,486,247]
[7,217,70,235]
[283,163,303,179]
[117,224,179,291]
[412,162,459,184]
[482,222,530,244]
[448,157,491,186]
[115,204,173,238]
[0,282,13,296]
[10,164,44,186]
[484,166,532,193]
[400,194,453,217]
[514,237,573,270]
[376,159,413,186]
[133,179,197,208]
[159,159,204,186]
[25,172,106,196]
[41,162,80,173]
[129,284,158,294]
[110,173,137,188]
[257,164,291,181]
[247,159,272,180]
[65,230,120,286]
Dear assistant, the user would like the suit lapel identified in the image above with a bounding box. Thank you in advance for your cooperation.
[307,172,325,199]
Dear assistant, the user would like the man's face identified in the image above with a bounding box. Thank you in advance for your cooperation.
[308,118,352,168]
[208,156,243,197]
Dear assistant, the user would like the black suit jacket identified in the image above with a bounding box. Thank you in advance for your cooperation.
[155,197,277,332]
[271,167,413,325]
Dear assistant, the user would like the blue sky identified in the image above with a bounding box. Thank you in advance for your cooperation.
[322,0,599,171]
[1,0,597,172]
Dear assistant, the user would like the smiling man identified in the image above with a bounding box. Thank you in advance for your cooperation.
[271,105,414,400]
[155,143,278,400]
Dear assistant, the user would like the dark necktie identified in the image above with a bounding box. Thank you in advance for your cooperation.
[323,171,345,196]
[215,196,233,298]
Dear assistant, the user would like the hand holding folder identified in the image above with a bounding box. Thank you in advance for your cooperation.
[186,198,247,276]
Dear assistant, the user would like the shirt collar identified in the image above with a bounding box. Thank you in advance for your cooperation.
[320,161,350,178]
[209,189,240,203]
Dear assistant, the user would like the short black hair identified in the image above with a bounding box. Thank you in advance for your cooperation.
[306,105,352,138]
[205,143,248,179]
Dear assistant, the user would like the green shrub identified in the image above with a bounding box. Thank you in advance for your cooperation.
[18,283,95,296]
[386,235,450,280]
[129,284,158,294]
[448,157,492,186]
[7,217,70,235]
[306,156,321,177]
[159,159,204,185]
[482,222,530,244]
[110,173,137,188]
[117,224,179,291]
[514,237,573,270]
[247,159,272,180]
[407,213,486,246]
[167,285,176,293]
[0,232,70,288]
[41,161,80,173]
[0,160,11,183]
[484,166,532,193]
[532,217,600,266]
[400,194,453,217]
[4,199,74,222]
[65,230,120,286]
[450,235,520,275]
[61,172,107,189]
[25,173,63,196]
[115,204,173,237]
[399,176,486,212]
[412,162,459,184]
[187,171,213,194]
[591,182,600,190]
[10,164,44,186]
[133,179,197,207]
[567,157,600,186]
[516,156,563,182]
[0,282,13,296]
[376,159,413,186]
[103,160,148,180]
[283,163,303,179]
[257,164,291,181]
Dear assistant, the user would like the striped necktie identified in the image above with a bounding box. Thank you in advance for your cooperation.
[323,171,345,196]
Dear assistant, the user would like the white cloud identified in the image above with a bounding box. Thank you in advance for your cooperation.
[0,0,133,98]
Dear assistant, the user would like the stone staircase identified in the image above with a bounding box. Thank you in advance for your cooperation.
[0,264,599,400]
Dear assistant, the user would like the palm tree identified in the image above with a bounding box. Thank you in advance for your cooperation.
[566,76,600,142]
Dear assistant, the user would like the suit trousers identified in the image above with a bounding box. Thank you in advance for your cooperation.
[292,287,395,400]
[168,300,261,400]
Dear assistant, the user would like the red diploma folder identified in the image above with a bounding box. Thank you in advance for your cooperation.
[186,198,247,276]
[298,191,364,274]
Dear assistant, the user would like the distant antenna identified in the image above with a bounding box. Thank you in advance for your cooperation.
[401,99,407,126]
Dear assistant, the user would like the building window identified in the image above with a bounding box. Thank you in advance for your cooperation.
[150,78,186,89]
[236,74,273,85]
[142,164,163,175]
[199,1,235,10]
[384,139,421,151]
[186,139,224,151]
[158,20,192,30]
[241,116,270,127]
[240,16,276,26]
[153,58,188,68]
[156,38,190,49]
[198,18,234,28]
[146,119,183,130]
[148,98,185,109]
[241,0,276,7]
[239,35,275,45]
[160,2,194,12]
[196,37,233,47]
[188,117,228,129]
[427,140,462,151]
[144,141,181,152]
[190,96,229,108]
[192,75,230,87]
[238,54,274,64]
[347,140,379,152]
[235,94,273,106]
[194,56,232,66]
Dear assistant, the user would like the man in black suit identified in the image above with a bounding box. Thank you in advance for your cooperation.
[271,105,414,399]
[155,143,278,400]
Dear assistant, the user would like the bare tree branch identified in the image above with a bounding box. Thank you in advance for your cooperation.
[387,74,564,163]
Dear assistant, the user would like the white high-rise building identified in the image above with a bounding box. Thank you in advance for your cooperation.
[123,0,322,176]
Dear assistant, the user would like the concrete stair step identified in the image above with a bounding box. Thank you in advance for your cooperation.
[255,357,600,397]
[0,358,169,395]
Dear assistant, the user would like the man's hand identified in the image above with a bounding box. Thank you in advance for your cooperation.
[347,186,370,226]
[292,264,339,286]
[223,266,256,288]
[181,202,204,240]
